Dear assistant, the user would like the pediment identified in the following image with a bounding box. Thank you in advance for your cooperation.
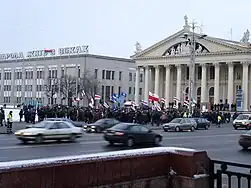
[131,29,251,59]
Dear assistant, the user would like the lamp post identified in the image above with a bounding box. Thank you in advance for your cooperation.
[185,21,207,115]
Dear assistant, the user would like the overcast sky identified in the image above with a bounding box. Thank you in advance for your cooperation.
[0,0,250,58]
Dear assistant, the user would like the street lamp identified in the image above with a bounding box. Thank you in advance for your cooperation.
[182,20,207,115]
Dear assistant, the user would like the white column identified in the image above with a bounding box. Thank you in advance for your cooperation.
[176,64,182,101]
[227,62,234,105]
[165,65,170,104]
[144,66,149,102]
[135,66,140,104]
[214,63,220,104]
[201,64,207,102]
[154,65,159,96]
[242,62,249,111]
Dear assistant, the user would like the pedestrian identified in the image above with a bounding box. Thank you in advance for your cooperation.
[7,111,13,134]
[217,115,222,128]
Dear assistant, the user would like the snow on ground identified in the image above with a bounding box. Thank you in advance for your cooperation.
[0,147,196,170]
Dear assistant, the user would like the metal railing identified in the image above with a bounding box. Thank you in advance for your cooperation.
[211,160,251,188]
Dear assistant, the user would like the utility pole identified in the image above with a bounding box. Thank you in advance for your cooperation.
[188,21,196,116]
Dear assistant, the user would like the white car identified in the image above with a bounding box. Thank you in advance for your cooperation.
[15,120,83,144]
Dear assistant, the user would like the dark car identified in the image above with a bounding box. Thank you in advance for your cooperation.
[104,123,162,147]
[84,118,120,133]
[239,130,251,150]
[26,118,84,128]
[193,118,210,130]
[162,118,196,132]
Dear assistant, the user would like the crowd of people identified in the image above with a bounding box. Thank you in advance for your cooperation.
[17,103,236,127]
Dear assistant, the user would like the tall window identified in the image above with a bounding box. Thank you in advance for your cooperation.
[106,70,111,80]
[105,86,110,100]
[94,69,98,79]
[197,66,202,80]
[4,71,11,80]
[186,67,189,80]
[15,71,22,80]
[119,71,122,80]
[111,71,115,80]
[101,85,104,99]
[140,74,143,82]
[209,66,215,79]
[102,70,105,79]
[129,73,132,81]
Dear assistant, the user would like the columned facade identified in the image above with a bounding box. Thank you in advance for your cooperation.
[132,16,251,111]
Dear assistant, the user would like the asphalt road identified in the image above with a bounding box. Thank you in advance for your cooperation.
[1,123,250,187]
[0,122,249,163]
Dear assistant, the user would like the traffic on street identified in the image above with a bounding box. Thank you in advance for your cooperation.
[0,121,250,164]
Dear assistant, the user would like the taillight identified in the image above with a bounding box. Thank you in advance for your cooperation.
[114,132,124,136]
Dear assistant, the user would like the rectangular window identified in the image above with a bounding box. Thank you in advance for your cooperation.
[209,66,215,79]
[106,71,111,80]
[78,66,80,78]
[102,70,105,79]
[198,66,202,80]
[128,87,132,94]
[16,85,22,91]
[61,68,64,77]
[139,88,142,95]
[105,86,110,100]
[134,73,136,82]
[140,74,143,82]
[112,71,115,80]
[129,73,132,81]
[94,69,98,79]
[4,97,11,103]
[186,67,189,80]
[111,86,114,95]
[119,71,122,81]
[16,97,21,104]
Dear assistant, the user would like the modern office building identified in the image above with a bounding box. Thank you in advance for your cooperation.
[0,45,144,106]
[132,15,251,111]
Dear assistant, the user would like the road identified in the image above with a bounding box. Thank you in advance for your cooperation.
[0,123,249,164]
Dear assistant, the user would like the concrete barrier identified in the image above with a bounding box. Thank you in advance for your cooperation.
[0,147,211,188]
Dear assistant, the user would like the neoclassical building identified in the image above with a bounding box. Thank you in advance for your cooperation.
[132,16,251,111]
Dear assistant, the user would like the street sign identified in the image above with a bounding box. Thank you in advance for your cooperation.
[236,89,243,111]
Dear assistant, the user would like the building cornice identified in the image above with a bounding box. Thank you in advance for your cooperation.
[0,53,134,64]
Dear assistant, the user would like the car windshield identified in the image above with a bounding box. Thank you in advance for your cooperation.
[246,130,251,135]
[33,121,55,128]
[170,118,182,123]
[95,119,109,124]
[111,123,130,130]
[236,115,249,120]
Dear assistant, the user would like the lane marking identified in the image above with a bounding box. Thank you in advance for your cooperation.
[0,133,240,150]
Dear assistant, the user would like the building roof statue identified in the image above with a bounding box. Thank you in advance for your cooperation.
[183,15,190,31]
[240,29,250,44]
[134,41,142,54]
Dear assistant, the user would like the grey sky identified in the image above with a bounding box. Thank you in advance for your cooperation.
[0,0,249,58]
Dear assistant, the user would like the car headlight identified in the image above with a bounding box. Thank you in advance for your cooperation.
[15,131,22,135]
[84,125,87,128]
[91,126,96,129]
[242,121,248,125]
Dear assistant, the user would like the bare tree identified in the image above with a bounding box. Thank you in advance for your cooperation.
[59,75,78,107]
[44,77,59,105]
[79,69,100,99]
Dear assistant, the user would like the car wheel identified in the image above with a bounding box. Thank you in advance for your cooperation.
[96,127,102,133]
[234,126,237,130]
[69,134,77,142]
[242,146,248,150]
[126,138,134,147]
[205,125,209,130]
[163,129,168,132]
[35,135,44,144]
[175,126,180,132]
[190,126,195,132]
[154,136,161,146]
[21,139,28,144]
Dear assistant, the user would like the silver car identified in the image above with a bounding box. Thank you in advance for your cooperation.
[163,118,196,132]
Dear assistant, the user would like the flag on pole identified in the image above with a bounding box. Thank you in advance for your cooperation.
[94,94,101,100]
